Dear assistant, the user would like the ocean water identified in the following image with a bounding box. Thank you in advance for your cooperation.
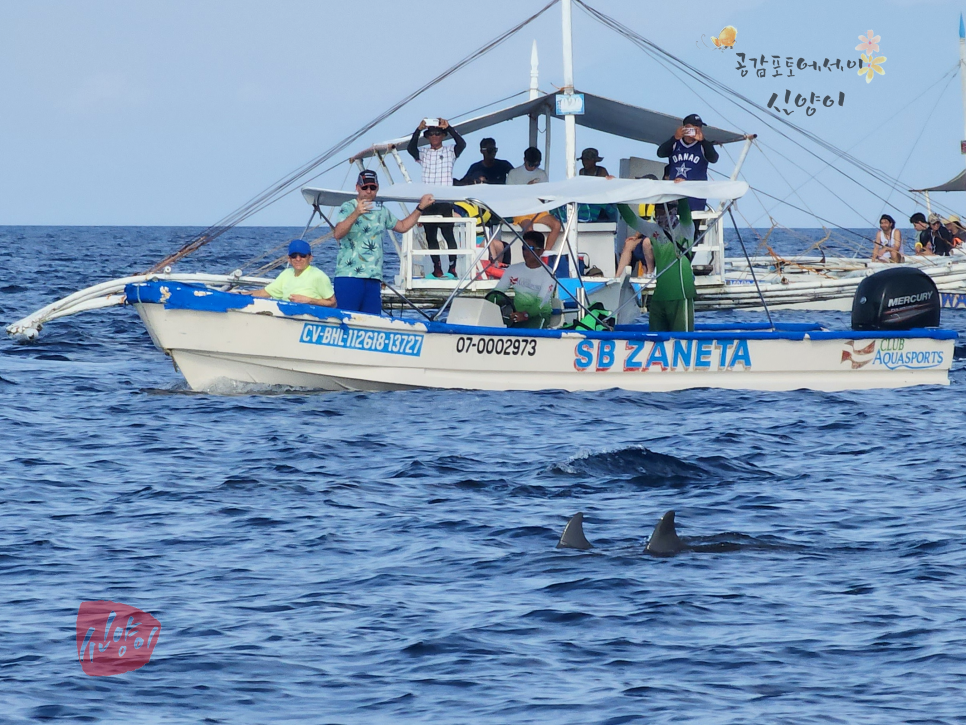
[2,226,966,724]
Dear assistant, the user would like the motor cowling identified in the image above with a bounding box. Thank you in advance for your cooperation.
[851,267,941,331]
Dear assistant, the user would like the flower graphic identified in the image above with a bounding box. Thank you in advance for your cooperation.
[858,52,886,83]
[856,30,880,54]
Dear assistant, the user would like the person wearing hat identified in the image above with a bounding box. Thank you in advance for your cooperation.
[872,214,902,263]
[573,148,617,223]
[246,239,337,307]
[944,214,965,248]
[917,212,954,256]
[656,113,720,211]
[406,118,466,185]
[406,118,466,278]
[578,148,609,177]
[457,137,514,185]
[332,170,436,313]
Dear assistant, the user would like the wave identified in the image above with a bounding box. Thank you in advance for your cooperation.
[549,445,768,488]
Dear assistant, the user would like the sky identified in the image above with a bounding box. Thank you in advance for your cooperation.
[3,0,966,229]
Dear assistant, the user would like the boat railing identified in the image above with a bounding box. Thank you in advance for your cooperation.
[397,216,484,290]
[396,204,731,295]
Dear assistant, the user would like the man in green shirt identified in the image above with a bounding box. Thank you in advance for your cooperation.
[617,198,696,332]
[246,239,337,306]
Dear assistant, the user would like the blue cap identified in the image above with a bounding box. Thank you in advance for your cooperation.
[288,239,311,256]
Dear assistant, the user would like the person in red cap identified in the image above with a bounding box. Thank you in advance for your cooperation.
[656,113,719,211]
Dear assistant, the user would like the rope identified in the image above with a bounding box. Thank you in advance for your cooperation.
[728,208,775,330]
[144,0,560,274]
[573,0,948,218]
[879,69,958,218]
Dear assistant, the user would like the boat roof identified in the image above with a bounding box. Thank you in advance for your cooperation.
[350,90,747,161]
[302,177,749,217]
[911,169,966,193]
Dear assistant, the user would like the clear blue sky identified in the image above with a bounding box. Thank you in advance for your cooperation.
[2,0,965,228]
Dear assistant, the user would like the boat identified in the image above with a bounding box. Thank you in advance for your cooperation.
[3,0,958,393]
[125,274,954,393]
[121,174,952,393]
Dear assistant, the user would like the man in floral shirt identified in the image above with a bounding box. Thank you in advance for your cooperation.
[333,170,434,314]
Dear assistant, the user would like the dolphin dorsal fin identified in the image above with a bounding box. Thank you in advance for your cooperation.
[646,510,683,555]
[557,512,593,550]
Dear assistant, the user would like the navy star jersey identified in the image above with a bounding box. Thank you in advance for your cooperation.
[668,139,710,182]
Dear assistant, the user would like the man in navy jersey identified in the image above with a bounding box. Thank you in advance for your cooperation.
[656,113,719,211]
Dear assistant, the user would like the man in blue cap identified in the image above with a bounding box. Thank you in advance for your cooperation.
[333,169,435,313]
[247,239,337,306]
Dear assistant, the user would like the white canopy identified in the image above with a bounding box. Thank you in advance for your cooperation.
[302,177,749,218]
[349,91,747,161]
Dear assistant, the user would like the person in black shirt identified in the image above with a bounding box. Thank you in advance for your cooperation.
[457,138,514,185]
[656,113,720,211]
[911,212,954,255]
[578,148,609,177]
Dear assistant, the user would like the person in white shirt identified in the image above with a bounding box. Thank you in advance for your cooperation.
[506,147,549,185]
[406,118,467,278]
[505,147,560,258]
[487,231,556,329]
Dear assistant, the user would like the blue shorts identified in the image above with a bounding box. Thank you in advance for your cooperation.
[334,277,382,315]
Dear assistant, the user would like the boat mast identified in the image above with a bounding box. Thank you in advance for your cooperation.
[960,14,966,178]
[562,0,577,178]
[530,40,540,101]
[529,40,540,148]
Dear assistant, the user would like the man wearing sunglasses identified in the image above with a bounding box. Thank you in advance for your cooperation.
[406,118,466,278]
[457,138,514,186]
[406,118,466,185]
[486,230,556,329]
[246,239,337,307]
[333,170,435,314]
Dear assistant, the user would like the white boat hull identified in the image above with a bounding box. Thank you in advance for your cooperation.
[129,282,955,394]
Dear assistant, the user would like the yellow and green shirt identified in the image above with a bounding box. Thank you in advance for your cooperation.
[264,265,334,302]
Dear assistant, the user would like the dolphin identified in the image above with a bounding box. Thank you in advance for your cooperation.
[645,510,684,555]
[557,512,593,550]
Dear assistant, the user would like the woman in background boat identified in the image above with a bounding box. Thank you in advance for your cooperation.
[871,214,902,263]
[944,214,966,248]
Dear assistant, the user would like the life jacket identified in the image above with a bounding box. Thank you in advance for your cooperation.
[454,201,491,236]
[564,302,615,331]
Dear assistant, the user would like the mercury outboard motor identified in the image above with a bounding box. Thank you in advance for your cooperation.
[851,267,940,331]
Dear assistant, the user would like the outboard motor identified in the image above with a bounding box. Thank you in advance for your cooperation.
[851,267,940,331]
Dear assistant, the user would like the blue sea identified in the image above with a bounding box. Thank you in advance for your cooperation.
[2,226,966,724]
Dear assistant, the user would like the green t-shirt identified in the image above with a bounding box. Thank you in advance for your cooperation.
[619,200,696,301]
[335,200,400,279]
[264,265,335,302]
